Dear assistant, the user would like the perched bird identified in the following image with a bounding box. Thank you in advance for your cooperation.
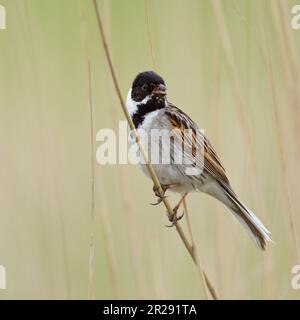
[126,70,271,250]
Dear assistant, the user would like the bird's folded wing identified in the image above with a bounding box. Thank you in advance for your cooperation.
[164,103,230,186]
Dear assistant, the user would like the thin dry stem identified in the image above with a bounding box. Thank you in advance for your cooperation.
[212,0,254,158]
[87,60,96,299]
[102,1,148,298]
[92,0,218,300]
[144,0,157,70]
[99,182,119,298]
[263,20,300,263]
[233,0,267,68]
[79,0,120,298]
[212,1,267,227]
[211,37,224,296]
[21,0,72,298]
[269,1,300,160]
[277,1,300,158]
[78,1,96,299]
[183,198,209,300]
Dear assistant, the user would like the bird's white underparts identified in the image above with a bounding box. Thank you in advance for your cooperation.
[95,119,205,176]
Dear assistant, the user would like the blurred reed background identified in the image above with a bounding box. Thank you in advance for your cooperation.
[0,0,300,299]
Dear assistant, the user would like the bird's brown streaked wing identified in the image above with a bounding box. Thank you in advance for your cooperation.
[165,103,230,185]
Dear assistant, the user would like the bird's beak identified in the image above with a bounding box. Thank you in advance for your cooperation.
[152,84,166,97]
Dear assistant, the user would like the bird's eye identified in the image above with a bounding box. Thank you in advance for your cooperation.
[142,84,148,92]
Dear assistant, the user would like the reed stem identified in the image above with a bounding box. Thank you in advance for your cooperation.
[92,0,218,300]
[183,198,209,299]
[87,60,96,299]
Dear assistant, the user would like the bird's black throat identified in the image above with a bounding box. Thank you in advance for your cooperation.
[132,98,165,128]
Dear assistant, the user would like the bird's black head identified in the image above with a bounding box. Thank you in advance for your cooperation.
[131,71,166,103]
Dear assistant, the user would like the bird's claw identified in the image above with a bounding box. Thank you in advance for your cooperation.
[151,185,168,206]
[150,194,168,206]
[165,210,184,227]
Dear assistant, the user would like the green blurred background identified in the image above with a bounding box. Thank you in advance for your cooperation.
[0,0,300,299]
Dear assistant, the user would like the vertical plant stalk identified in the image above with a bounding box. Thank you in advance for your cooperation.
[277,0,300,263]
[144,0,157,70]
[212,0,254,157]
[99,182,120,298]
[102,1,148,299]
[263,17,300,263]
[79,1,119,298]
[211,38,225,296]
[87,60,96,299]
[269,0,300,160]
[78,0,96,299]
[233,0,267,68]
[92,0,218,300]
[277,1,300,158]
[183,198,209,300]
[118,171,148,298]
[21,0,72,298]
[212,1,267,231]
[78,1,96,299]
[232,2,272,298]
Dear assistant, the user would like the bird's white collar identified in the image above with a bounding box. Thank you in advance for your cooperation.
[126,88,152,116]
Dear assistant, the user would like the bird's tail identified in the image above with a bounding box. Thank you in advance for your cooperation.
[219,183,272,250]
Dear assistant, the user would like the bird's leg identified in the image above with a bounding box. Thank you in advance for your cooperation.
[151,183,180,206]
[166,192,188,227]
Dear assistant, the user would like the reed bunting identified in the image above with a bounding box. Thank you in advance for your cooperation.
[126,71,271,250]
